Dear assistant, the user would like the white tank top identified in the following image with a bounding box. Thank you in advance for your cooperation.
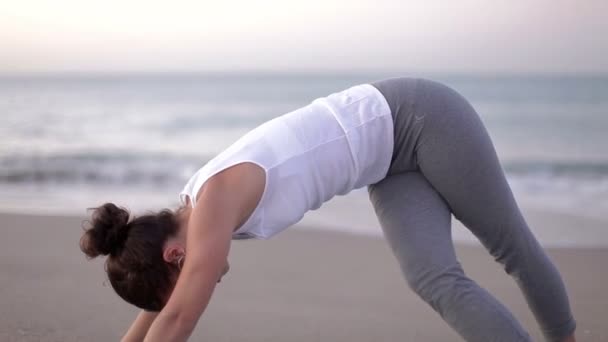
[179,83,393,240]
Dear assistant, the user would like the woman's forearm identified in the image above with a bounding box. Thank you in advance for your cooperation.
[121,310,159,342]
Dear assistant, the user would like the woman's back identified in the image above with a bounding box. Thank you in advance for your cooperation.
[179,83,393,239]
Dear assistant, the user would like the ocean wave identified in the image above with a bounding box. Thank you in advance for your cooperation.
[2,153,608,225]
[502,160,608,179]
[0,152,209,188]
[1,153,608,190]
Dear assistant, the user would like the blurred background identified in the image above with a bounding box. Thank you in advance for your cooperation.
[1,0,607,245]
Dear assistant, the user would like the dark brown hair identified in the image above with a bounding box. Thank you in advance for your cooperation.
[80,203,180,311]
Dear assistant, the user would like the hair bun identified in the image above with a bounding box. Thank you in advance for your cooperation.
[80,203,131,258]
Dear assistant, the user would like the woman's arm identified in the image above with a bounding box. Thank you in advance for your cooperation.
[121,310,159,342]
[143,164,262,341]
[143,214,232,341]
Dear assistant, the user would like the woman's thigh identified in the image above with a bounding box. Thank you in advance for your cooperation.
[373,77,523,246]
[411,79,524,246]
[367,171,456,276]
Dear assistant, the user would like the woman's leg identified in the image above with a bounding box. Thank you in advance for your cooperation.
[369,172,531,342]
[372,78,576,341]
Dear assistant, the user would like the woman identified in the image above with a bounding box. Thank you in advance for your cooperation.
[80,77,577,342]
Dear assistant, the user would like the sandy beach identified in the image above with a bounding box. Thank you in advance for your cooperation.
[0,211,607,342]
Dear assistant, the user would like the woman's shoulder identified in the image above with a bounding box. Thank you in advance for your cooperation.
[196,162,267,231]
[200,162,266,200]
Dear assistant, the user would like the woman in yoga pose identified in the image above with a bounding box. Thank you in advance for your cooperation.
[80,77,576,342]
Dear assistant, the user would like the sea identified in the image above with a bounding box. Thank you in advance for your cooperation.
[1,72,607,245]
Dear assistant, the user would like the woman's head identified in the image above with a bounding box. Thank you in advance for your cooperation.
[79,203,187,312]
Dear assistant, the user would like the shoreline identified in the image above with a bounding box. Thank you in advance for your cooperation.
[3,195,607,248]
[1,211,607,341]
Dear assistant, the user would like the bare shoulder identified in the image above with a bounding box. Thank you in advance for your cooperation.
[221,162,265,184]
[196,162,266,230]
[206,162,265,193]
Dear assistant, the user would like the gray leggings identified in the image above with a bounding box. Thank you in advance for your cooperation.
[367,78,576,342]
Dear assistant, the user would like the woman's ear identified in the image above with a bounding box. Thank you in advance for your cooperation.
[162,242,185,264]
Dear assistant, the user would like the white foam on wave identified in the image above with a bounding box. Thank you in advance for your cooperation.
[1,179,607,247]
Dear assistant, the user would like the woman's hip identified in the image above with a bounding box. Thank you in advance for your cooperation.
[370,77,482,176]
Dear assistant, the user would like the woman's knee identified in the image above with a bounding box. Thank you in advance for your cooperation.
[404,262,468,310]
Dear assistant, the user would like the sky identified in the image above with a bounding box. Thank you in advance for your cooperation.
[0,0,607,74]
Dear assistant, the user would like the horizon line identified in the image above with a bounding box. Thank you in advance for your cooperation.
[1,69,608,79]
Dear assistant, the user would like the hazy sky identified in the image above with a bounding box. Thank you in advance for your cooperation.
[1,0,606,73]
